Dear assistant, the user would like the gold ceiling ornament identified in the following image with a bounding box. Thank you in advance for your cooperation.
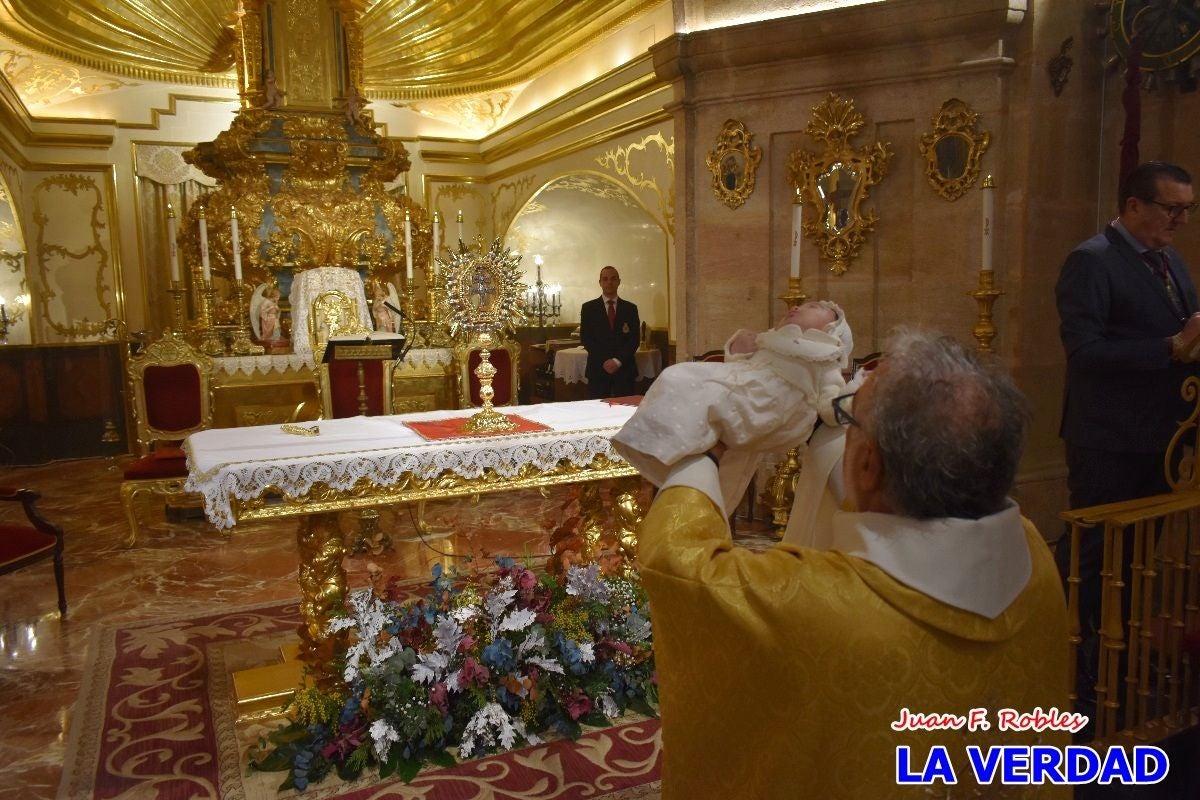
[918,98,991,202]
[0,49,135,108]
[786,93,892,276]
[0,0,659,100]
[705,119,762,210]
[438,238,527,433]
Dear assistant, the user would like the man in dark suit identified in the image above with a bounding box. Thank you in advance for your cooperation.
[580,265,640,399]
[1056,160,1200,714]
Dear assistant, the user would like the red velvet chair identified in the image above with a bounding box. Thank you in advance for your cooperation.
[0,487,66,618]
[454,337,520,408]
[120,337,214,546]
[318,358,395,418]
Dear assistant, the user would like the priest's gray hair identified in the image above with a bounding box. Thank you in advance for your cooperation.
[867,329,1027,520]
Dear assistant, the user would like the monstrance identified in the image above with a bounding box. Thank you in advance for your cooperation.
[439,238,527,433]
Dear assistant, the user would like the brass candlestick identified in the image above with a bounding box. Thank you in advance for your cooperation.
[778,275,809,308]
[969,270,1003,353]
[199,284,225,356]
[461,331,518,433]
[425,270,451,347]
[230,281,264,356]
[761,275,812,535]
[167,281,188,338]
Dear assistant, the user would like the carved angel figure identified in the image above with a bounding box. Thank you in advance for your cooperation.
[370,279,402,332]
[263,69,286,109]
[250,283,284,342]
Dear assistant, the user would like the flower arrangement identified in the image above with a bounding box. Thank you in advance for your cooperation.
[249,557,656,791]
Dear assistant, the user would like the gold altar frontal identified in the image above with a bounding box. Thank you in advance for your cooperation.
[184,401,644,712]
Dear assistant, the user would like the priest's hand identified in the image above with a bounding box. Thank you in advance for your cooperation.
[1171,313,1200,362]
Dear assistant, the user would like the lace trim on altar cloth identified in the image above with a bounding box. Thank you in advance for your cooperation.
[184,429,627,529]
[213,348,454,376]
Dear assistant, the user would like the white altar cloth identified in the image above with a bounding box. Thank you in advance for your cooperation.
[213,347,453,377]
[553,347,662,384]
[184,400,638,529]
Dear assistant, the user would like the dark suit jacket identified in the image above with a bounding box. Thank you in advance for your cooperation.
[580,296,640,396]
[1057,224,1200,454]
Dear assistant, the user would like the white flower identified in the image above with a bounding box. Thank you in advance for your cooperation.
[451,605,478,624]
[517,630,546,656]
[434,614,464,654]
[599,693,619,718]
[499,608,537,633]
[577,641,596,664]
[458,702,519,759]
[566,563,610,603]
[526,655,564,674]
[369,718,401,761]
[412,651,450,684]
[485,585,517,618]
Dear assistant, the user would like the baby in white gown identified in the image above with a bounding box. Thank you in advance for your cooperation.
[611,300,852,515]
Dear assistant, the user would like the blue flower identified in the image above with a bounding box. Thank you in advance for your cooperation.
[482,638,515,671]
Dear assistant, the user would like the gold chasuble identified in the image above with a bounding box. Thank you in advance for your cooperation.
[638,486,1070,799]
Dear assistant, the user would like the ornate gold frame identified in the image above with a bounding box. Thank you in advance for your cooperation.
[705,119,762,210]
[918,98,991,202]
[786,94,892,276]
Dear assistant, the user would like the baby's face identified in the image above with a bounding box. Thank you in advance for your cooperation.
[777,302,836,331]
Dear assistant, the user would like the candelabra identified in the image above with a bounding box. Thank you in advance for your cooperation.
[166,282,188,338]
[0,292,29,344]
[524,257,562,338]
[199,283,226,356]
[424,268,451,347]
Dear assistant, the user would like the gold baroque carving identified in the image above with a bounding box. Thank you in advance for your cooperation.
[705,119,762,210]
[596,133,675,237]
[918,98,991,202]
[786,94,892,276]
[32,174,115,338]
[492,175,537,239]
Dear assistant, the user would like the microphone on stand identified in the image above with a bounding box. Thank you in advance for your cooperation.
[382,300,413,361]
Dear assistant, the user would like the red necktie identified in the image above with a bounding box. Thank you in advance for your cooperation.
[607,299,616,328]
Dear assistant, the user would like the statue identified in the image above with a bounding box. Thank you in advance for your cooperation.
[370,279,401,332]
[263,69,286,109]
[250,283,285,344]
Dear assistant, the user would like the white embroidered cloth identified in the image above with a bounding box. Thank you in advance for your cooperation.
[289,267,371,354]
[213,348,454,377]
[184,400,639,529]
[553,347,662,384]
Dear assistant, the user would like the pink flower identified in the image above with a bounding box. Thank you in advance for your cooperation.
[458,657,490,689]
[429,682,449,714]
[563,689,593,721]
[458,634,475,654]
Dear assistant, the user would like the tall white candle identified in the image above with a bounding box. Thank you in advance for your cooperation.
[789,189,802,279]
[404,209,413,281]
[981,175,994,272]
[198,208,211,284]
[230,206,243,282]
[167,204,180,283]
[457,210,464,243]
[432,211,440,274]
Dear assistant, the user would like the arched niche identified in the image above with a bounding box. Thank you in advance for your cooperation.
[0,171,30,345]
[504,172,670,333]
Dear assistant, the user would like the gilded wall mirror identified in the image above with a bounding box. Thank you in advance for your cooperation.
[705,119,762,210]
[918,98,990,201]
[785,94,892,275]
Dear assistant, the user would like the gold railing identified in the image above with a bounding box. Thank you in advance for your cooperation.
[1060,375,1200,745]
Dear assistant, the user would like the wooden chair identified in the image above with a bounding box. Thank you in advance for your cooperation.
[453,336,520,409]
[0,487,66,618]
[120,337,214,546]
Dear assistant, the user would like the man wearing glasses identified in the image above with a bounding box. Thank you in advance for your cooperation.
[637,330,1068,798]
[1055,160,1200,713]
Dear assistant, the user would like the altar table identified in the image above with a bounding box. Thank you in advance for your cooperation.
[184,400,642,692]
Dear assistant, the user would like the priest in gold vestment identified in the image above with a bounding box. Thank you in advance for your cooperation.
[639,330,1070,798]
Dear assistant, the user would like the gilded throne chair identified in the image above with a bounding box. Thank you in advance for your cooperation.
[120,337,215,546]
[453,336,521,409]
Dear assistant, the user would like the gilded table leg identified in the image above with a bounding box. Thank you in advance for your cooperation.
[610,475,645,561]
[295,511,348,690]
[577,482,606,559]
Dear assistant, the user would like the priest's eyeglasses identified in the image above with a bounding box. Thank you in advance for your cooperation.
[1147,200,1198,220]
[831,391,859,428]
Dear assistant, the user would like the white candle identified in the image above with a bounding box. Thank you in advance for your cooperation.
[198,208,211,284]
[167,205,180,283]
[230,206,243,282]
[981,175,994,271]
[457,210,464,243]
[404,209,413,281]
[789,189,802,279]
[432,211,440,274]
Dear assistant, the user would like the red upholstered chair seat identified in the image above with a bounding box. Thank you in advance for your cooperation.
[122,450,189,480]
[0,524,56,565]
[326,360,388,418]
[0,486,66,618]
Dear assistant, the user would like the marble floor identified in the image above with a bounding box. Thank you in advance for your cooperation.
[0,454,774,799]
